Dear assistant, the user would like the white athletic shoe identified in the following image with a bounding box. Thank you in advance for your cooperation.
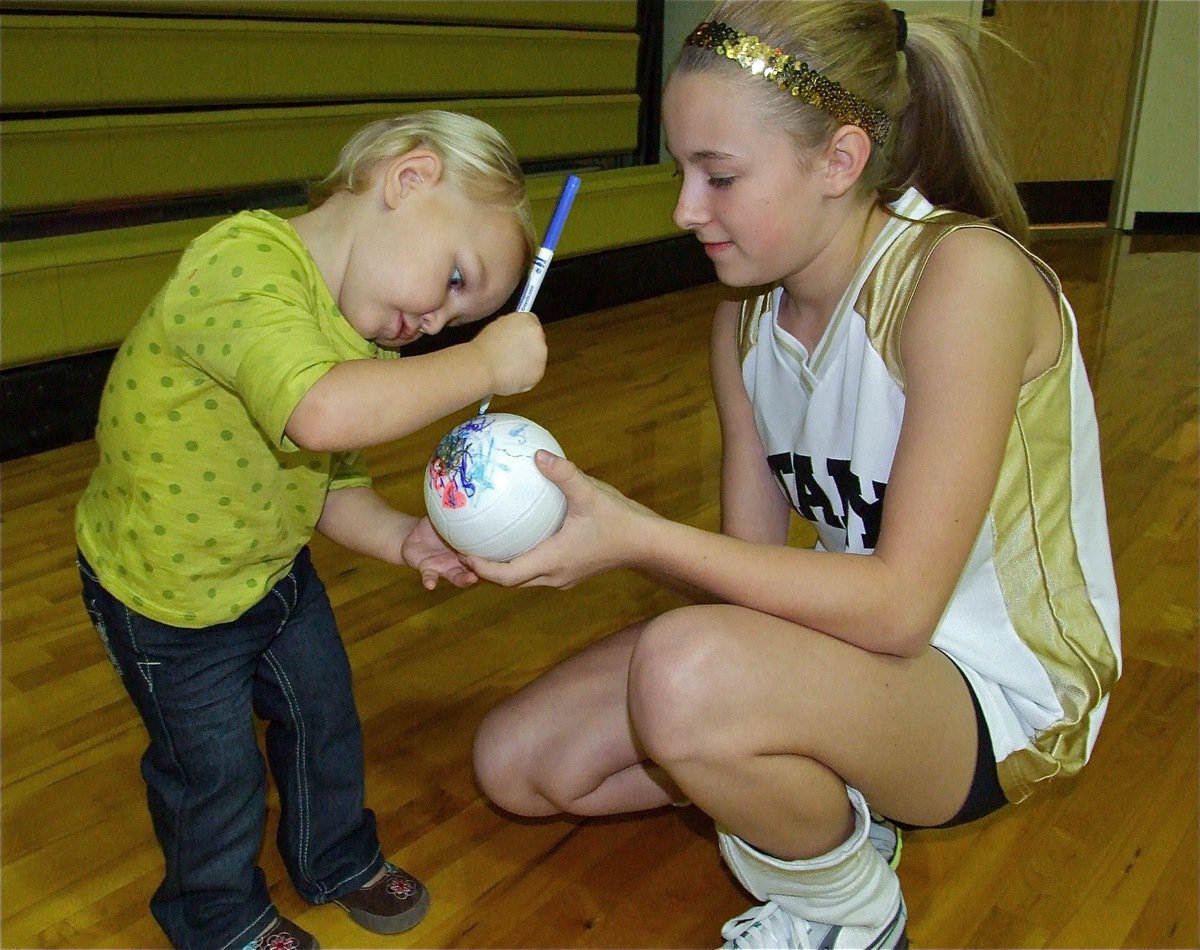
[720,896,909,950]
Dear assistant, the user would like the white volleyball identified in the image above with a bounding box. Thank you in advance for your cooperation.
[424,412,567,561]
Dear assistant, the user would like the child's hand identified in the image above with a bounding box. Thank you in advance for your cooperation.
[401,517,479,590]
[472,311,547,395]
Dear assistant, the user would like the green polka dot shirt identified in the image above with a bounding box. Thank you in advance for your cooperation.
[75,211,398,627]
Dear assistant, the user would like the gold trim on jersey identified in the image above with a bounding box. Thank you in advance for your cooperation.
[737,294,769,365]
[853,213,1120,802]
[988,301,1120,801]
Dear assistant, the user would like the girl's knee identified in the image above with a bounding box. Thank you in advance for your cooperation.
[473,706,522,809]
[472,704,559,818]
[628,606,734,764]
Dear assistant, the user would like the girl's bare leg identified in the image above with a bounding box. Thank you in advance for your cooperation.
[627,604,979,859]
[475,603,979,861]
[473,621,681,817]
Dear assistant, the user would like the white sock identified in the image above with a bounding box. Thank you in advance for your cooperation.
[717,786,901,929]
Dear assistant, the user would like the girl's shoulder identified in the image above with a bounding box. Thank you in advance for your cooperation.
[857,210,1061,384]
[866,208,1051,308]
[920,222,1063,326]
[925,223,1038,284]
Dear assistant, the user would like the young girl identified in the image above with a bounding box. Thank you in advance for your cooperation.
[75,111,544,950]
[467,3,1121,948]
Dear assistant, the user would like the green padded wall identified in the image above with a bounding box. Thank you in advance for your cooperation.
[2,98,641,212]
[1,15,641,111]
[2,166,682,367]
[3,1,639,29]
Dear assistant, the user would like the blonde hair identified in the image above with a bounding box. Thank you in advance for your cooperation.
[310,110,537,254]
[675,0,1028,243]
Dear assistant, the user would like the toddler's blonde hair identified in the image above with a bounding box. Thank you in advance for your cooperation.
[310,111,536,254]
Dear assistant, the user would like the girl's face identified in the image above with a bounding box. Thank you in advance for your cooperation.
[341,176,526,348]
[664,71,831,289]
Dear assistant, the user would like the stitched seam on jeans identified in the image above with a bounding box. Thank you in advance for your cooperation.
[122,602,189,917]
[265,645,319,896]
[331,847,384,896]
[218,904,274,950]
[76,555,100,583]
[120,602,161,691]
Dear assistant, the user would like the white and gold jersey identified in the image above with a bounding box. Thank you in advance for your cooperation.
[737,189,1121,803]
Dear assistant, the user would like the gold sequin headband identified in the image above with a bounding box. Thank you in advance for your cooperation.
[684,21,893,147]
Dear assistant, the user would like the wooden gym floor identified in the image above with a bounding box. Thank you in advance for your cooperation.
[2,230,1196,948]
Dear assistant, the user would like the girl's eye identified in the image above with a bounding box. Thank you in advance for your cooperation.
[449,267,465,290]
[708,176,734,189]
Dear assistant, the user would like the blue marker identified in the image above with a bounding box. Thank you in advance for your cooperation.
[515,173,581,312]
[480,173,582,414]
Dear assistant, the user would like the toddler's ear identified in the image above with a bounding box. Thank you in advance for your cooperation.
[383,150,443,207]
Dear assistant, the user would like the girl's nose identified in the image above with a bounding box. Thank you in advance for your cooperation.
[672,178,707,232]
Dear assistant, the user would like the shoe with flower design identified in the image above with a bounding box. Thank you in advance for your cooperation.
[240,915,319,950]
[335,862,430,934]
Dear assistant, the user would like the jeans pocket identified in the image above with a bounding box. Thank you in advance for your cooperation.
[84,597,124,677]
[78,554,124,678]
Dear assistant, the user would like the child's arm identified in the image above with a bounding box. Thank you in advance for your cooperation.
[317,486,477,588]
[287,310,546,453]
[467,232,1046,657]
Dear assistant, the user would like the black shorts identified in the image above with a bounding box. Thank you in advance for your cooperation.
[898,654,1008,830]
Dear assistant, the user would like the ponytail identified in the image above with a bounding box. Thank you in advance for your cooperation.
[887,17,1029,243]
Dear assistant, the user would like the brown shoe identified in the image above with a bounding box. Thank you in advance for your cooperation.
[242,915,319,950]
[334,862,430,934]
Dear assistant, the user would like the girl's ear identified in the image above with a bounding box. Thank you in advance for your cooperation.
[381,149,443,208]
[822,125,872,198]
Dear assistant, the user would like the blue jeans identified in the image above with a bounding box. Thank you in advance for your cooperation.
[78,547,385,949]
